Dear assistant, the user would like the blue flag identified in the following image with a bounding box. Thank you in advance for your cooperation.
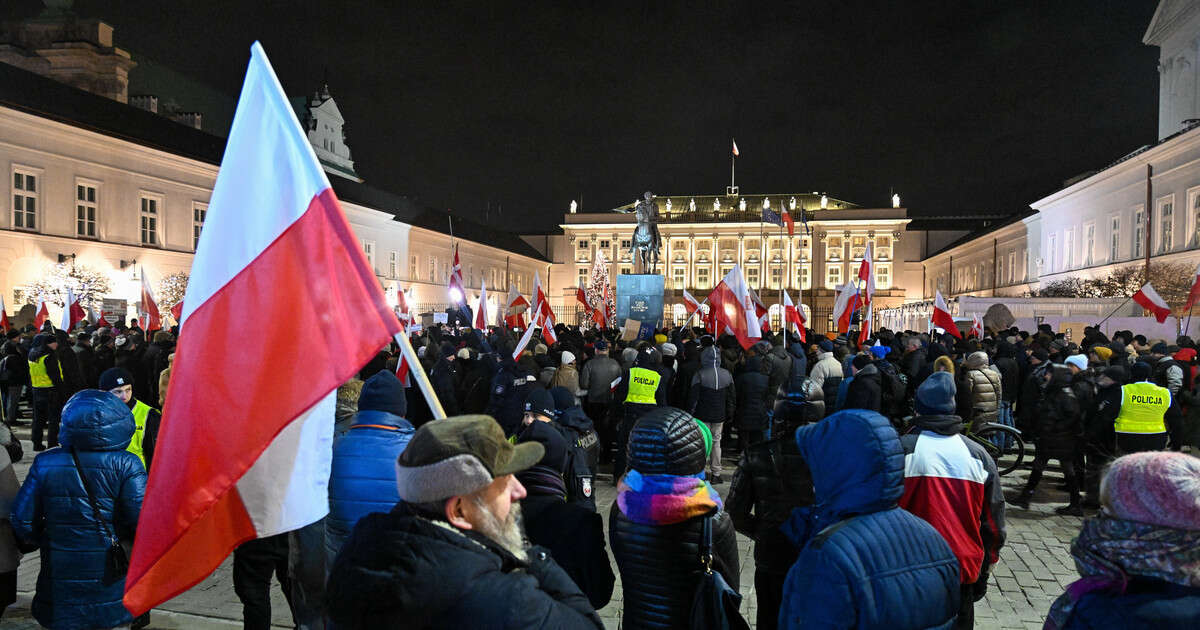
[761,207,783,227]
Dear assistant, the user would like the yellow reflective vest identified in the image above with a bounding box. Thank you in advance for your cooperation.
[1115,382,1169,434]
[625,367,661,404]
[126,399,154,468]
[29,354,61,389]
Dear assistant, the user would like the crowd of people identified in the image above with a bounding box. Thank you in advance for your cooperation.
[0,315,1197,629]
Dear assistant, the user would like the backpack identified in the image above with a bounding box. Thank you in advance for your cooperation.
[559,425,598,511]
[877,361,906,419]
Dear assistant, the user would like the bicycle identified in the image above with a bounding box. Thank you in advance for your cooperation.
[965,421,1025,476]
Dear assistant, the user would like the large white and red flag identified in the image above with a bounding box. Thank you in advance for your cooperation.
[682,289,702,319]
[707,264,762,350]
[394,286,413,386]
[593,282,611,328]
[506,283,529,329]
[33,296,48,330]
[970,313,984,339]
[60,287,86,331]
[531,271,557,345]
[1133,282,1172,323]
[783,290,807,343]
[0,293,9,332]
[139,268,162,332]
[1184,263,1200,312]
[448,244,465,304]
[575,286,591,317]
[932,290,962,338]
[475,278,491,330]
[832,282,860,334]
[747,284,770,333]
[123,43,401,615]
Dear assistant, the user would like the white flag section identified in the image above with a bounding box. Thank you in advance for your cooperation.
[707,264,761,349]
[123,43,400,615]
[1132,282,1172,323]
[474,278,490,330]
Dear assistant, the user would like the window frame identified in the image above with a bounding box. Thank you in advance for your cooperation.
[826,263,842,288]
[1133,206,1145,259]
[191,202,207,251]
[389,251,399,279]
[12,165,42,232]
[362,240,376,273]
[1190,186,1200,248]
[1083,221,1095,266]
[1109,214,1120,261]
[139,191,164,247]
[1157,194,1175,253]
[75,178,99,239]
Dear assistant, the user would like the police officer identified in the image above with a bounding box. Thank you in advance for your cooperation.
[611,347,667,482]
[27,333,64,451]
[486,344,535,436]
[1114,362,1171,454]
[101,367,162,471]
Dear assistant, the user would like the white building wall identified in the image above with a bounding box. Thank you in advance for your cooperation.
[1146,0,1200,139]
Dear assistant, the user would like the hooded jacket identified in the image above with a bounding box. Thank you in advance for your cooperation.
[687,346,735,424]
[326,371,415,563]
[11,390,146,630]
[779,409,960,629]
[327,503,603,630]
[784,342,809,393]
[766,343,791,404]
[734,355,772,433]
[1038,365,1083,457]
[808,351,843,411]
[486,356,534,436]
[844,362,881,412]
[961,351,1002,427]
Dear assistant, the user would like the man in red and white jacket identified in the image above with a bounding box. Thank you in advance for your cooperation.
[899,371,1006,630]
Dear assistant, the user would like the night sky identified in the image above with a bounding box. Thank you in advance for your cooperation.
[11,1,1162,232]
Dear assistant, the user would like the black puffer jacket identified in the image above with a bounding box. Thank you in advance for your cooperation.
[687,347,735,425]
[783,342,809,393]
[734,355,771,434]
[610,407,740,629]
[844,363,882,412]
[726,423,814,574]
[1037,365,1082,458]
[773,378,824,430]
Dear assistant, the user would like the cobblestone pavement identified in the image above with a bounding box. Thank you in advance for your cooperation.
[1,419,1105,629]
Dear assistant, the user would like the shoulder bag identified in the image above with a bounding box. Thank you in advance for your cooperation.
[690,513,750,630]
[69,448,130,585]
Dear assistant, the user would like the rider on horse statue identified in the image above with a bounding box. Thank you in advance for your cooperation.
[625,191,661,273]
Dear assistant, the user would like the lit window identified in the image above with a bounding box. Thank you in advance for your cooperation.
[13,169,38,230]
[409,255,418,279]
[696,267,710,289]
[826,264,842,287]
[578,267,587,286]
[1192,193,1200,247]
[797,265,810,289]
[1133,208,1144,258]
[1159,199,1174,252]
[76,182,97,237]
[1110,216,1120,261]
[429,256,437,282]
[746,267,759,288]
[140,195,161,246]
[192,203,207,250]
[770,266,782,288]
[875,264,889,289]
[673,267,685,289]
[1084,223,1095,266]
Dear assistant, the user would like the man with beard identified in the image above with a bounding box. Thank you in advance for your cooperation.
[100,367,161,472]
[327,415,603,629]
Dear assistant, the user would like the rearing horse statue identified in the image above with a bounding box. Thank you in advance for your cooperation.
[623,191,661,274]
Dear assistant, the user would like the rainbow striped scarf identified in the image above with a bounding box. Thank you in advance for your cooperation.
[616,469,722,525]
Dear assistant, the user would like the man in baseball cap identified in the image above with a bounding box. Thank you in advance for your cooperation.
[327,415,603,629]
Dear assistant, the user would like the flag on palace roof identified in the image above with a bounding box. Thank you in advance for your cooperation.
[123,42,400,616]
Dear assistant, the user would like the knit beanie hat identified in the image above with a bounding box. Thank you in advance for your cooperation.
[1100,452,1200,530]
[357,370,407,416]
[524,388,556,419]
[915,371,957,415]
[852,354,872,371]
[1091,346,1113,362]
[818,339,833,352]
[560,350,576,366]
[549,386,575,411]
[1031,349,1049,363]
[1131,361,1153,382]
[1064,354,1088,372]
[99,367,135,391]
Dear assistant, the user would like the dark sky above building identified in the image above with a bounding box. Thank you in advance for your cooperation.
[13,1,1162,232]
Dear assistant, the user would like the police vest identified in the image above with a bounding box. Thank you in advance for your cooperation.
[126,400,154,468]
[625,367,661,405]
[29,354,61,389]
[1115,382,1169,434]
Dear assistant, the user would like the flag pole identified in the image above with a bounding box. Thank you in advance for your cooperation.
[394,330,446,420]
[779,219,785,338]
[1095,294,1134,328]
[1186,304,1194,337]
[681,296,710,330]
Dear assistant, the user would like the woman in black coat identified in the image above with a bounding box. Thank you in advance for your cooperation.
[610,406,740,630]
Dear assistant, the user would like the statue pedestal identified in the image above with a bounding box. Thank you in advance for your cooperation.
[616,274,665,328]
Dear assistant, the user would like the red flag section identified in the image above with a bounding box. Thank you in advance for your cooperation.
[0,294,10,332]
[832,282,860,334]
[707,264,762,350]
[140,269,161,332]
[783,290,806,343]
[33,297,48,330]
[1133,282,1172,323]
[474,279,490,330]
[932,290,962,338]
[1184,263,1200,312]
[123,43,400,616]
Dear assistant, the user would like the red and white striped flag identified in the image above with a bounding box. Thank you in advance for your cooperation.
[0,294,9,332]
[531,271,557,345]
[474,278,491,330]
[1184,262,1200,312]
[61,287,86,331]
[123,43,400,615]
[448,244,464,305]
[783,290,806,343]
[707,264,761,349]
[394,286,412,386]
[732,138,739,157]
[1133,282,1172,323]
[33,296,48,330]
[682,289,702,318]
[932,290,962,339]
[139,268,161,332]
[832,282,860,334]
[970,313,984,339]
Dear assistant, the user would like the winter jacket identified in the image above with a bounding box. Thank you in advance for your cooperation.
[844,363,882,412]
[486,358,534,436]
[766,344,791,405]
[325,407,414,564]
[579,355,621,403]
[71,342,99,389]
[961,353,1002,428]
[784,342,809,393]
[1037,365,1083,458]
[808,352,843,411]
[430,357,460,416]
[1060,579,1200,629]
[609,408,740,629]
[549,363,581,395]
[734,355,772,434]
[992,344,1020,403]
[327,503,603,630]
[726,423,815,574]
[899,413,1006,585]
[670,349,700,407]
[521,493,615,611]
[11,390,146,630]
[779,409,960,629]
[687,347,736,425]
[773,378,824,430]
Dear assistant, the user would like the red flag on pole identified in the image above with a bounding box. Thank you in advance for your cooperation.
[832,282,860,334]
[783,290,806,343]
[932,290,962,338]
[682,289,701,317]
[169,300,184,323]
[394,286,413,386]
[474,279,491,330]
[0,294,12,332]
[33,296,48,330]
[1184,263,1200,312]
[707,264,762,350]
[1133,282,1172,323]
[448,244,465,305]
[139,268,161,332]
[970,313,984,339]
[123,43,401,616]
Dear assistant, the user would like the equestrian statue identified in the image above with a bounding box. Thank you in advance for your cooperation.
[617,191,662,274]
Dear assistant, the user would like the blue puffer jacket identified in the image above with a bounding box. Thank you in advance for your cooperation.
[11,390,146,630]
[326,370,415,563]
[778,409,960,629]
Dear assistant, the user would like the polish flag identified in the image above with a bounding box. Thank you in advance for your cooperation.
[783,290,806,343]
[781,207,795,237]
[512,319,539,359]
[123,43,401,616]
[61,287,86,331]
[531,271,557,345]
[507,284,529,315]
[833,282,860,334]
[1184,263,1200,312]
[575,286,591,317]
[394,287,412,386]
[707,264,761,350]
[170,300,184,324]
[592,283,611,329]
[139,268,161,332]
[747,285,770,333]
[0,294,10,332]
[932,290,962,338]
[732,139,739,157]
[474,278,491,331]
[970,313,984,339]
[682,289,702,318]
[1133,282,1172,323]
[448,244,465,304]
[33,296,48,330]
